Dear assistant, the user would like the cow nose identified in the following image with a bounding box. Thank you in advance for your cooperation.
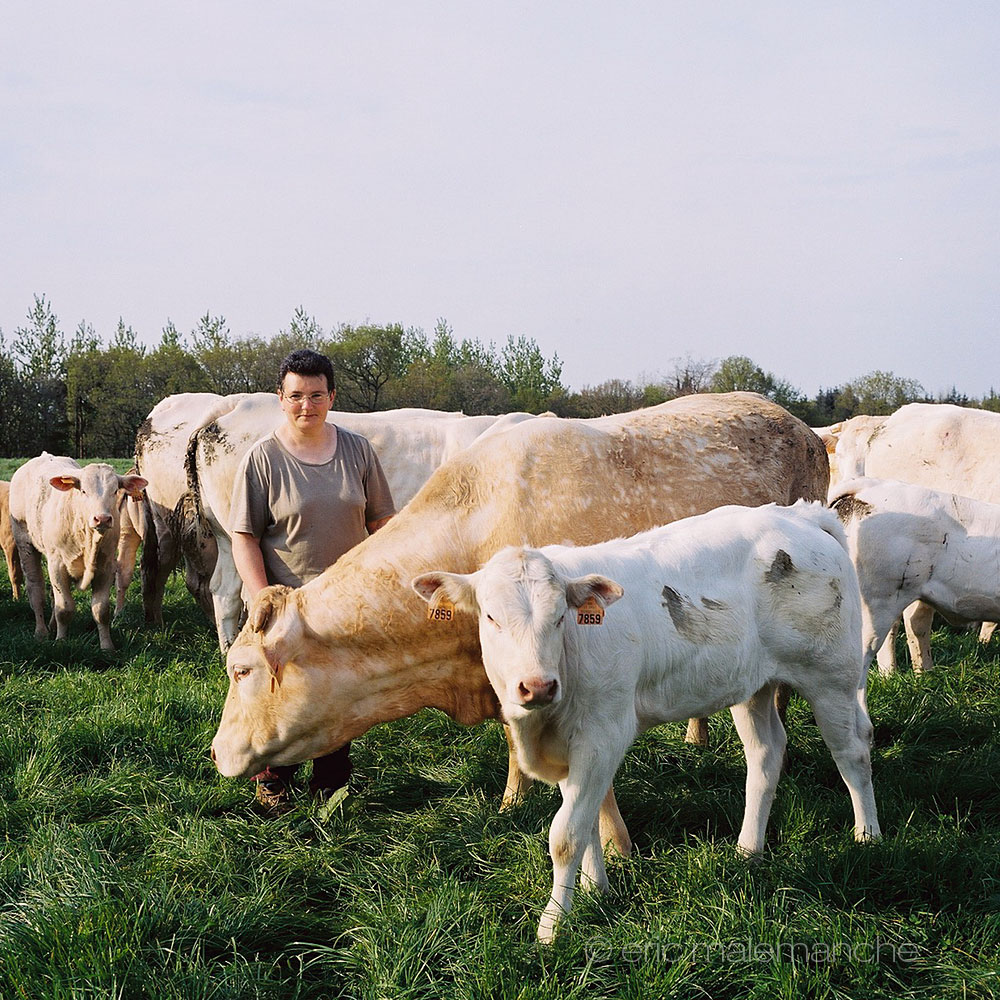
[517,678,558,705]
[92,514,113,532]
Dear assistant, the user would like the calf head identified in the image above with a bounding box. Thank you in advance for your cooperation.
[50,465,147,534]
[413,547,623,719]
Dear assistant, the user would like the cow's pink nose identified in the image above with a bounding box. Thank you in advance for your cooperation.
[92,514,113,531]
[517,678,558,705]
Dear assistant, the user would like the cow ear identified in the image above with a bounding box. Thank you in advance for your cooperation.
[50,475,80,492]
[565,574,624,610]
[119,474,148,499]
[411,571,479,616]
[249,584,294,634]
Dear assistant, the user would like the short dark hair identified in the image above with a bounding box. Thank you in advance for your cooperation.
[277,349,336,393]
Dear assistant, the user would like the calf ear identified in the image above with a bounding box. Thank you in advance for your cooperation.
[411,572,479,616]
[50,475,81,492]
[565,574,624,610]
[119,474,148,499]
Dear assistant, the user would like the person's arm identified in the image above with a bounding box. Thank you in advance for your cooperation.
[232,531,270,601]
[366,513,393,534]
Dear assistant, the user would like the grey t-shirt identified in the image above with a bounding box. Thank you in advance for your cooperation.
[229,426,396,587]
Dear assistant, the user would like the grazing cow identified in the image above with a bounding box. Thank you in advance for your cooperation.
[412,501,880,941]
[832,477,1000,676]
[0,480,24,599]
[116,392,247,624]
[826,404,1000,673]
[182,396,536,650]
[10,455,147,650]
[210,393,829,839]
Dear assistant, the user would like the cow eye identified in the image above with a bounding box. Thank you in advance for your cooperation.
[555,614,565,627]
[233,666,251,681]
[485,614,501,630]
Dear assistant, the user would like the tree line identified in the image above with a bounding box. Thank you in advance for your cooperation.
[2,294,997,459]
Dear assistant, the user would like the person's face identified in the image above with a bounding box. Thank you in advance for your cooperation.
[278,372,335,430]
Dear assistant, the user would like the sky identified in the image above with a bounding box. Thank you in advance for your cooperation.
[2,2,998,398]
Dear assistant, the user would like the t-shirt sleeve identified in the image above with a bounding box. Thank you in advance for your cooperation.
[361,441,396,524]
[229,447,270,537]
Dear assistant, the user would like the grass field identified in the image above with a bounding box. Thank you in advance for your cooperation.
[1,473,999,998]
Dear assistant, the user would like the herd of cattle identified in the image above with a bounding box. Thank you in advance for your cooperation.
[2,392,999,939]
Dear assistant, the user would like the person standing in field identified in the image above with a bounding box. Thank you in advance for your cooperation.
[230,348,395,812]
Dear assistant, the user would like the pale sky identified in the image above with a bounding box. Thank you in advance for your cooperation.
[2,2,998,397]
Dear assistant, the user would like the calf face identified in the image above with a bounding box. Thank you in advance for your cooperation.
[413,547,623,719]
[49,466,147,533]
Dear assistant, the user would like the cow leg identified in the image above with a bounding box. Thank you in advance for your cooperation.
[90,562,116,651]
[49,561,76,641]
[730,682,787,855]
[211,535,245,652]
[539,740,626,944]
[499,723,532,810]
[598,782,632,858]
[875,621,900,676]
[15,534,49,640]
[684,716,709,746]
[903,601,935,674]
[805,686,881,843]
[979,622,996,646]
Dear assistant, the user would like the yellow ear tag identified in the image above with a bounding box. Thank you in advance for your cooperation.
[576,595,605,626]
[427,597,456,624]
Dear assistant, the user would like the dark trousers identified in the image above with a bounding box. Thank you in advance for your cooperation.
[254,742,353,794]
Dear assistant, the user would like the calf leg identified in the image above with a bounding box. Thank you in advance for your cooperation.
[538,741,627,944]
[684,716,709,746]
[903,601,935,674]
[15,534,49,640]
[807,686,881,842]
[90,563,116,651]
[114,505,142,619]
[499,723,532,810]
[980,622,997,646]
[730,682,787,855]
[49,561,76,641]
[3,540,23,600]
[598,783,632,858]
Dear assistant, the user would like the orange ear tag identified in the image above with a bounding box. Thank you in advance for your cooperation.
[427,597,456,624]
[576,596,605,626]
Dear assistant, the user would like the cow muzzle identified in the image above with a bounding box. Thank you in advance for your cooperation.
[91,514,113,533]
[516,677,559,707]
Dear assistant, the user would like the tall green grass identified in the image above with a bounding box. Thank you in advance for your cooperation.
[1,557,998,998]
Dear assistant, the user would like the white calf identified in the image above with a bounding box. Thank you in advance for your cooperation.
[831,477,1000,676]
[413,501,881,941]
[10,455,148,651]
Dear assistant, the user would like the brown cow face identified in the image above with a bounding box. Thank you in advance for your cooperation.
[210,586,361,778]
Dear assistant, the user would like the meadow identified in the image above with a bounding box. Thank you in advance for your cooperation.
[1,461,999,998]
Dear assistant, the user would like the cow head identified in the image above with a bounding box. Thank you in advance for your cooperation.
[49,465,148,534]
[412,547,623,719]
[211,584,372,778]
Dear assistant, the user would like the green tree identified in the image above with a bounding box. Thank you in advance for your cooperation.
[497,335,565,413]
[842,370,925,416]
[13,295,68,454]
[326,323,426,411]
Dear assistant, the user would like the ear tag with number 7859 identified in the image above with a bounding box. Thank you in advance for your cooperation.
[576,596,605,626]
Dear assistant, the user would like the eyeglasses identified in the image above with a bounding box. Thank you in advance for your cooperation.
[282,392,331,406]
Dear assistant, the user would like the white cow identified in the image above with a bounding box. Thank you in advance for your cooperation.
[10,455,147,651]
[823,404,1000,673]
[832,477,1000,675]
[115,392,248,623]
[182,395,536,650]
[412,500,880,941]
